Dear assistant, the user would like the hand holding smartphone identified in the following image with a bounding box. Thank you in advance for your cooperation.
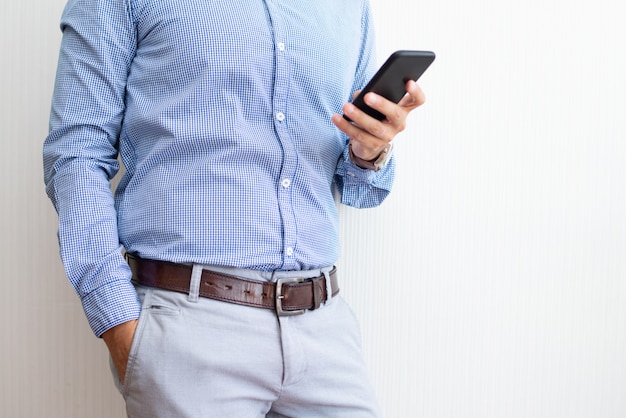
[345,50,435,121]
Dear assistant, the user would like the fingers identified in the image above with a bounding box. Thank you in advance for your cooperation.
[342,101,393,141]
[397,80,426,109]
[365,80,425,128]
[331,112,388,161]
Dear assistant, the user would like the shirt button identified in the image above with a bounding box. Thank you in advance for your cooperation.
[277,42,285,51]
[285,247,294,256]
[281,178,291,188]
[276,112,285,121]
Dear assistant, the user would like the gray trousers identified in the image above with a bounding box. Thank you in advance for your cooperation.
[110,264,382,417]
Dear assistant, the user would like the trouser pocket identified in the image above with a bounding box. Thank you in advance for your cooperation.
[118,286,182,399]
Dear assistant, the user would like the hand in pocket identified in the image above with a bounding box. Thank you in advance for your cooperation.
[102,319,139,385]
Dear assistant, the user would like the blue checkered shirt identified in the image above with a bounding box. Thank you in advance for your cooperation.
[43,0,395,336]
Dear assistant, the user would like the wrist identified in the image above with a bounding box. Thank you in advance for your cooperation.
[102,319,138,346]
[348,142,394,171]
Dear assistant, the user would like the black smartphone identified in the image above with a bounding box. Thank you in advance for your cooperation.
[345,50,436,121]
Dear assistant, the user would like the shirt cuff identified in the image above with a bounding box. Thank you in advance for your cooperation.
[81,278,141,337]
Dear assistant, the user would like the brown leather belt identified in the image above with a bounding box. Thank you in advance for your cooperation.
[126,254,339,316]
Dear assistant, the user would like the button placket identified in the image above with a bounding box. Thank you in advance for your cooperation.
[265,10,297,269]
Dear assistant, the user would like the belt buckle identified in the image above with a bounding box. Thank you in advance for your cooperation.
[275,277,306,316]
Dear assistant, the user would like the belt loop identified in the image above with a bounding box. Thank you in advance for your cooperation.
[188,264,203,303]
[323,268,332,305]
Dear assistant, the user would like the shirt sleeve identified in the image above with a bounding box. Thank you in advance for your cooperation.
[43,0,140,337]
[334,0,396,209]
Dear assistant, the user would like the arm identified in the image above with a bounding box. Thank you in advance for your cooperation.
[330,0,426,208]
[43,0,140,337]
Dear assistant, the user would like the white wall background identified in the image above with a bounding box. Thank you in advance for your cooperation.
[2,0,624,417]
